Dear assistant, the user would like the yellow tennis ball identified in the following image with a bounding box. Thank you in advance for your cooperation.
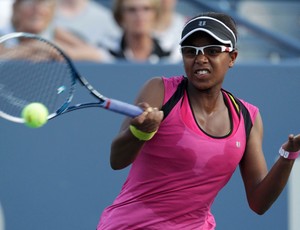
[21,102,49,128]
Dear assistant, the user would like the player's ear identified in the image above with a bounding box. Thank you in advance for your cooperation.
[229,50,238,68]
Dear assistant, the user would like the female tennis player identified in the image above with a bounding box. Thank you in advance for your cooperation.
[97,12,300,229]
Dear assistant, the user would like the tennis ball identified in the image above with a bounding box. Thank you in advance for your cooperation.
[21,102,49,128]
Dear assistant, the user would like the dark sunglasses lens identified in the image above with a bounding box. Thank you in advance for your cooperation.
[181,47,197,57]
[203,46,222,55]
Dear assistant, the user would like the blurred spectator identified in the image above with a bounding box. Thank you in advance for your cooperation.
[54,27,113,62]
[54,0,121,48]
[0,0,13,31]
[154,0,188,63]
[107,0,171,64]
[0,0,57,40]
[0,0,112,62]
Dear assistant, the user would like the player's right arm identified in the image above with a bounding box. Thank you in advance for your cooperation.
[110,77,164,170]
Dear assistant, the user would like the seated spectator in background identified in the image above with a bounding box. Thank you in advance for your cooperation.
[154,0,188,63]
[54,27,112,62]
[0,0,13,31]
[0,0,112,62]
[54,0,121,49]
[107,0,171,64]
[0,0,57,40]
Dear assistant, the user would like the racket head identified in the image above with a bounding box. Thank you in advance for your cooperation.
[0,32,76,123]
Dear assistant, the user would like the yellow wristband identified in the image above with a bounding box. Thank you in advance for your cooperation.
[129,125,157,141]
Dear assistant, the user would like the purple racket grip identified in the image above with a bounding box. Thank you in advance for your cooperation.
[104,98,143,117]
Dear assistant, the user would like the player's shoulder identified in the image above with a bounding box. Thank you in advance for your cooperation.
[231,94,259,124]
[144,76,163,87]
[136,77,165,108]
[144,75,184,90]
[161,75,186,88]
[238,98,259,121]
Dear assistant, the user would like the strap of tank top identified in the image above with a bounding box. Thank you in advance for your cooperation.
[223,89,253,141]
[161,77,187,120]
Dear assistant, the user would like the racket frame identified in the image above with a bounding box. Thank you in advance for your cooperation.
[0,32,143,123]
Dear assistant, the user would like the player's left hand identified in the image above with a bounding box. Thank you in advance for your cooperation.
[281,134,300,152]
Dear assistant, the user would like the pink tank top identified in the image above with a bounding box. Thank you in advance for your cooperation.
[98,76,258,230]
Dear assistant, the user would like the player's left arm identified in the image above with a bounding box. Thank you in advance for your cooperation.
[239,112,296,215]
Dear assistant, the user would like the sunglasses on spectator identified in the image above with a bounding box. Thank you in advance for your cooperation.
[123,6,154,14]
[181,45,234,58]
[19,0,54,6]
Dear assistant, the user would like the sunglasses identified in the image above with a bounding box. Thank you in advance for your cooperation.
[20,0,54,6]
[123,6,154,14]
[181,45,234,58]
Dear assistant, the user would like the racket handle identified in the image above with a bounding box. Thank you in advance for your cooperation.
[104,99,143,117]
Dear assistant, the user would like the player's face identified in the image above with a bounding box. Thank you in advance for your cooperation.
[182,32,237,91]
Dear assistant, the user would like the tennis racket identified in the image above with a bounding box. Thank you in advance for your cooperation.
[0,32,143,124]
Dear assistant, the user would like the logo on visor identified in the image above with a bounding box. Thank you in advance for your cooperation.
[198,21,206,26]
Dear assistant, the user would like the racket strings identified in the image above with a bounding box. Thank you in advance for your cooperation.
[0,37,74,119]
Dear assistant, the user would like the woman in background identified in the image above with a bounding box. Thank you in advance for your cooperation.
[154,0,188,63]
[108,0,171,64]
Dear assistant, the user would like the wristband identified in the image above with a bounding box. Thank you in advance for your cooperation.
[279,146,300,160]
[129,125,157,141]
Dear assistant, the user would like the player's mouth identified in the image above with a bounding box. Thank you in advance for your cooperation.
[195,69,210,76]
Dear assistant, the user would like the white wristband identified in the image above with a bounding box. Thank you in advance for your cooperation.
[279,147,300,160]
